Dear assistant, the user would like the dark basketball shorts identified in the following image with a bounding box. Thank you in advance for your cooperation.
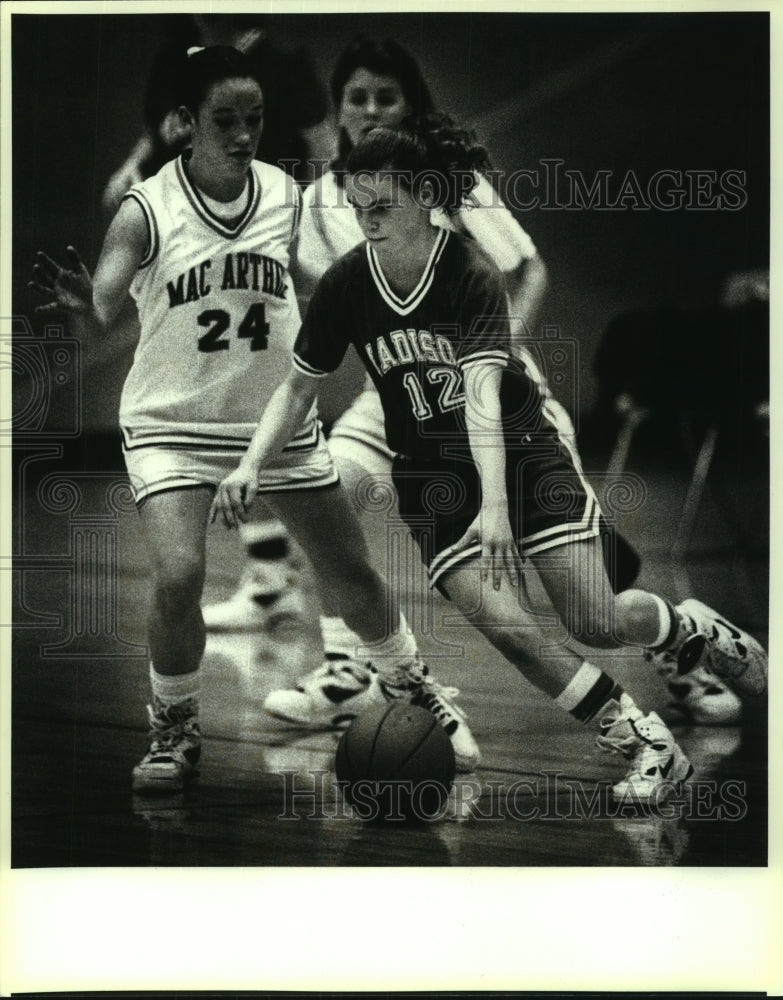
[392,433,604,594]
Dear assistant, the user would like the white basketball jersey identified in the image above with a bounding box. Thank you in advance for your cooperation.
[120,156,317,451]
[296,170,537,285]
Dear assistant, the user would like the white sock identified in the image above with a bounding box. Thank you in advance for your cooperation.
[364,613,418,673]
[150,664,200,711]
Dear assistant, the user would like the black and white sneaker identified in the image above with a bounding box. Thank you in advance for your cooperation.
[596,695,693,803]
[263,658,384,728]
[676,599,767,700]
[132,703,201,795]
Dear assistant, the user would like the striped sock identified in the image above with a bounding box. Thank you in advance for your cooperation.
[647,595,682,651]
[554,662,634,724]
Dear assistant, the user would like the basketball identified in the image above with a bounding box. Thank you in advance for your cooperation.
[335,702,456,822]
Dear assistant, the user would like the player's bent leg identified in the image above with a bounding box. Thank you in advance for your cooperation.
[531,538,764,708]
[441,560,592,697]
[441,558,692,802]
[132,486,213,794]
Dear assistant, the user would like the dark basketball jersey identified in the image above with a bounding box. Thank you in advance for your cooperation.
[293,230,543,459]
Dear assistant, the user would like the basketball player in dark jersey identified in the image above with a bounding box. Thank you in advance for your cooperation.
[212,119,767,802]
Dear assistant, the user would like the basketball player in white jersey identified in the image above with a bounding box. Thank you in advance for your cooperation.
[212,120,767,802]
[31,46,479,793]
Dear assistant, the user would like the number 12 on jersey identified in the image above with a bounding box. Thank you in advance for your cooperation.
[402,366,465,421]
[197,303,269,352]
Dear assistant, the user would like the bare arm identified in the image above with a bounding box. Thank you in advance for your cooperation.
[454,174,548,341]
[210,367,321,529]
[456,362,520,590]
[506,252,548,342]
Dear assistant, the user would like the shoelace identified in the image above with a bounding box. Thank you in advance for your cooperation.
[146,723,200,764]
[597,714,668,757]
[148,735,184,757]
[412,679,466,722]
[147,707,199,741]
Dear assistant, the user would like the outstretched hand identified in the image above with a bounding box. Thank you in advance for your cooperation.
[209,464,258,530]
[451,505,521,591]
[29,247,92,315]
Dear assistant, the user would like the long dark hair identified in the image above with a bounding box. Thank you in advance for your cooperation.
[179,45,262,115]
[330,36,435,176]
[346,113,492,214]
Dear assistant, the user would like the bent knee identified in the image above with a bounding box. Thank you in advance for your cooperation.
[613,589,659,646]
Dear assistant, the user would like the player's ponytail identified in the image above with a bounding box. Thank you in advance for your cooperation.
[346,112,492,214]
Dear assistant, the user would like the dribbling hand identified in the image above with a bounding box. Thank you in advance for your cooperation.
[29,247,92,315]
[210,465,258,530]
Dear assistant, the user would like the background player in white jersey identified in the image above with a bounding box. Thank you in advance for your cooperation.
[212,120,767,802]
[30,46,478,793]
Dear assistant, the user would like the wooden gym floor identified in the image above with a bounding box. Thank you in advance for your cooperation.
[10,438,768,868]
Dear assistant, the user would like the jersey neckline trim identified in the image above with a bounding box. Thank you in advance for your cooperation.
[175,156,261,239]
[366,228,449,316]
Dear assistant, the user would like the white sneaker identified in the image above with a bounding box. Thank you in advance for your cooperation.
[263,657,385,728]
[676,599,767,699]
[132,704,201,795]
[202,560,305,632]
[596,695,693,803]
[381,660,481,774]
[264,655,482,774]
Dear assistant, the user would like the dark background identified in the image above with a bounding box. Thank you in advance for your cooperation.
[11,10,769,437]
